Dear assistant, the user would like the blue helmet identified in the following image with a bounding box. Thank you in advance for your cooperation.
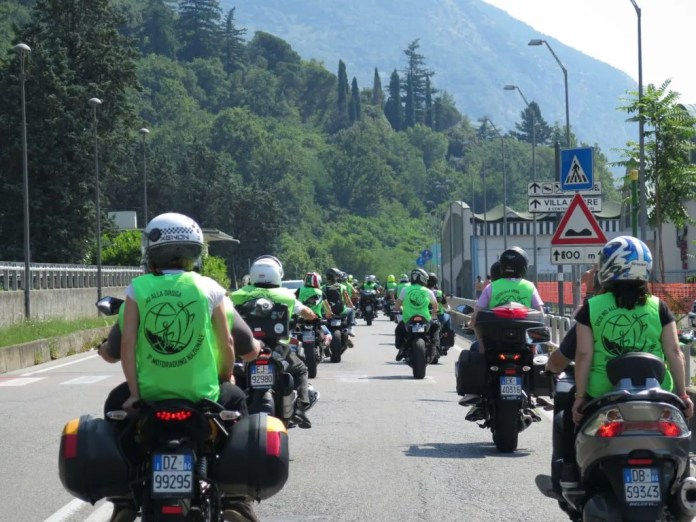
[598,236,652,285]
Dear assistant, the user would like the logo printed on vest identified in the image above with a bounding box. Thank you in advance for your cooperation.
[600,311,653,356]
[408,290,428,308]
[144,300,197,355]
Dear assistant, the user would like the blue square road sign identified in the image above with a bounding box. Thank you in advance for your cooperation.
[561,147,593,191]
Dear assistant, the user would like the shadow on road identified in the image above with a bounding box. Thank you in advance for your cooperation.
[403,441,533,459]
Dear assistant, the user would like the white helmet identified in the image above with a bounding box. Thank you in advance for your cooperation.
[249,255,284,286]
[143,213,204,269]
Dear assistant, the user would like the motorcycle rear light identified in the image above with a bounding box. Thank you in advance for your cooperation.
[267,431,281,457]
[61,418,80,459]
[162,505,183,515]
[628,458,654,465]
[254,359,269,365]
[504,369,517,375]
[155,410,193,422]
[492,307,529,319]
[659,421,682,437]
[597,421,625,437]
[498,354,506,361]
[253,329,264,338]
[512,354,521,361]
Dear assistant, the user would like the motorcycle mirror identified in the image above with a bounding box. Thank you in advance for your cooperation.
[96,296,124,316]
[455,304,474,314]
[525,326,551,344]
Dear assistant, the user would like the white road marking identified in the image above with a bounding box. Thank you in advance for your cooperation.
[0,377,45,387]
[84,502,112,522]
[60,375,110,385]
[21,354,98,376]
[42,499,87,522]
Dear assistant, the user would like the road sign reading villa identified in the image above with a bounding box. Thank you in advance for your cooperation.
[527,195,602,213]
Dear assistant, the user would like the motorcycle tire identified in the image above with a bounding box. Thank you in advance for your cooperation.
[492,400,519,453]
[330,333,342,363]
[305,342,317,379]
[411,338,427,379]
[366,314,373,326]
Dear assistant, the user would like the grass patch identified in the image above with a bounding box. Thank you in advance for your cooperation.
[0,316,116,348]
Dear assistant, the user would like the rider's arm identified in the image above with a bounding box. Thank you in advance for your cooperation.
[429,292,439,316]
[296,301,318,321]
[322,299,333,317]
[231,313,261,362]
[574,323,593,399]
[212,303,235,381]
[120,297,140,400]
[546,348,571,374]
[343,289,354,308]
[662,321,692,414]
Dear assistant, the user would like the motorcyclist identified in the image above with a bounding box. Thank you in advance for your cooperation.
[385,274,398,300]
[323,267,356,344]
[568,236,693,485]
[426,272,453,355]
[393,268,439,361]
[231,255,320,429]
[298,271,334,347]
[359,274,379,313]
[395,273,410,301]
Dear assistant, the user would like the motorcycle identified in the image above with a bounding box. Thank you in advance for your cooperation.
[360,289,378,326]
[403,315,440,379]
[326,313,349,363]
[291,317,328,379]
[383,295,396,321]
[59,401,289,521]
[455,303,551,452]
[560,352,695,522]
[234,298,299,427]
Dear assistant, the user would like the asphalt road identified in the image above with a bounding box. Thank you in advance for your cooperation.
[0,314,563,522]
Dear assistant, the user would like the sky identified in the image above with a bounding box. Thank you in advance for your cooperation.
[482,0,696,103]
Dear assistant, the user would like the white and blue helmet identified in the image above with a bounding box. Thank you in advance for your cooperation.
[598,236,652,285]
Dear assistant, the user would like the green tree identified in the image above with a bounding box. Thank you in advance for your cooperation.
[402,39,432,124]
[371,67,383,107]
[101,230,142,266]
[403,74,415,128]
[384,69,403,131]
[220,7,246,74]
[433,91,461,132]
[0,0,140,262]
[140,0,179,58]
[349,76,361,123]
[510,101,552,145]
[177,0,222,61]
[424,75,433,128]
[618,80,696,280]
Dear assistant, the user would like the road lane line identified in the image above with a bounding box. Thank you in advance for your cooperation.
[21,354,98,376]
[84,502,112,522]
[43,499,87,522]
[60,375,110,385]
[0,377,45,387]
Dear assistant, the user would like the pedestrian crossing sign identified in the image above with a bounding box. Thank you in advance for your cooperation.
[561,147,593,191]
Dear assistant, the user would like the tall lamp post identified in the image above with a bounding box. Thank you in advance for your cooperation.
[629,0,647,242]
[14,43,31,319]
[88,97,103,301]
[529,38,572,312]
[485,118,507,249]
[138,127,150,225]
[504,84,538,286]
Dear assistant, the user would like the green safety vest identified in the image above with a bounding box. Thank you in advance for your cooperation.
[363,282,377,292]
[587,293,672,397]
[231,285,297,334]
[386,282,397,291]
[401,284,432,324]
[132,272,219,403]
[489,278,535,307]
[298,286,324,316]
[396,282,411,299]
[435,289,444,315]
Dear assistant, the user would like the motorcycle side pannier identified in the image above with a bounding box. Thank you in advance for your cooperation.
[456,349,486,395]
[212,413,289,501]
[58,415,130,504]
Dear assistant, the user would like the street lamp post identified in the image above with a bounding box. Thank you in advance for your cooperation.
[88,97,103,301]
[485,118,507,249]
[504,84,538,286]
[529,38,572,312]
[138,128,150,225]
[482,164,489,277]
[629,0,647,242]
[14,43,31,319]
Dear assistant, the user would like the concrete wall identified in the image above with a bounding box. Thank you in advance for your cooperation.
[0,287,127,328]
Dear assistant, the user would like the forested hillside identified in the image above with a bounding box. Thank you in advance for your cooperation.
[0,0,621,281]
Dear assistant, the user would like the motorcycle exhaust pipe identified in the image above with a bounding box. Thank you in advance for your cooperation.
[676,477,696,517]
[517,411,534,432]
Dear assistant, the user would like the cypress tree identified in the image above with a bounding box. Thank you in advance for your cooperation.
[402,39,432,123]
[371,67,383,107]
[424,75,433,128]
[221,7,247,74]
[140,0,179,58]
[349,77,361,123]
[177,0,223,61]
[337,59,349,118]
[384,69,403,131]
[404,74,415,129]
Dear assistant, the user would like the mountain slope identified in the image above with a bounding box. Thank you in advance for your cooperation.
[226,0,636,170]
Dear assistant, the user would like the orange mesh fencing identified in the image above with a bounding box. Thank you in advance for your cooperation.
[538,281,696,315]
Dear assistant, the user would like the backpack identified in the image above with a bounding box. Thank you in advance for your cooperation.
[324,284,345,315]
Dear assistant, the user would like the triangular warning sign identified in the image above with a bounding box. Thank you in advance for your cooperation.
[564,155,590,186]
[551,194,607,246]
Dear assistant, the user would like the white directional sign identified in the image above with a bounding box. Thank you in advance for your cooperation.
[528,195,602,213]
[527,181,602,197]
[550,245,603,265]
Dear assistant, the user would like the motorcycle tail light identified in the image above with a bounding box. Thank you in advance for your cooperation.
[596,421,625,437]
[512,354,521,361]
[253,329,264,338]
[254,359,269,365]
[659,421,682,437]
[498,354,506,361]
[155,410,193,422]
[492,306,529,319]
[503,368,517,375]
[61,418,80,459]
[628,458,654,465]
[162,505,183,515]
[584,408,624,437]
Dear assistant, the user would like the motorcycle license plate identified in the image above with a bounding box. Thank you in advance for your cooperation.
[366,305,372,311]
[623,468,661,505]
[303,331,315,342]
[250,364,274,388]
[499,376,522,399]
[331,319,342,327]
[152,454,193,496]
[411,324,425,333]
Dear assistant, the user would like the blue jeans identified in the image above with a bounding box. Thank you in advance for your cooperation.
[438,312,452,332]
[346,308,355,326]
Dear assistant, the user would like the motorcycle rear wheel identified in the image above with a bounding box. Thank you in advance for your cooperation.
[305,342,317,379]
[492,400,519,453]
[411,338,427,379]
[330,333,342,363]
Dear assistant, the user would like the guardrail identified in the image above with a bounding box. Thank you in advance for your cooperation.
[0,262,141,291]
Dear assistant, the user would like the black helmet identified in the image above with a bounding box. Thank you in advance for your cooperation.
[499,247,528,278]
[426,272,438,288]
[325,267,342,283]
[490,261,502,282]
[410,268,428,286]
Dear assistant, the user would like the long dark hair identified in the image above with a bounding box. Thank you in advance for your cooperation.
[604,280,649,310]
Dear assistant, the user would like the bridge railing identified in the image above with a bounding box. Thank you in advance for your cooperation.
[0,262,142,291]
